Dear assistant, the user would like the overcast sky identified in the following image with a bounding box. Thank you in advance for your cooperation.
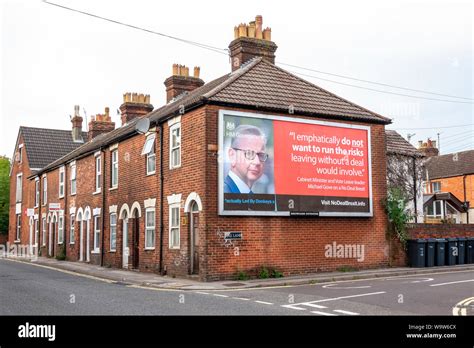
[1,0,472,158]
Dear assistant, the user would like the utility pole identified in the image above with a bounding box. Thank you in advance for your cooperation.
[407,133,416,143]
[437,132,441,153]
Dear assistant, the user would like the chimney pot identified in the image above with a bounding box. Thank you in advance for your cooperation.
[172,63,179,75]
[263,27,272,41]
[234,26,239,39]
[229,15,277,71]
[120,92,153,126]
[255,15,263,39]
[164,63,204,103]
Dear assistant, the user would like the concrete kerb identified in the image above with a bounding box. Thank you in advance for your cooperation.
[4,256,474,291]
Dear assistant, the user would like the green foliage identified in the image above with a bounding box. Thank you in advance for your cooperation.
[236,270,250,281]
[0,157,10,235]
[258,267,270,279]
[336,266,357,272]
[270,269,283,278]
[384,187,412,248]
[55,245,66,261]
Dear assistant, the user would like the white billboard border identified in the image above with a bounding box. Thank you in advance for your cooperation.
[218,109,373,218]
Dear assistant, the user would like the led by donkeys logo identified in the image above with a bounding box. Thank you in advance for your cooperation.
[18,322,56,341]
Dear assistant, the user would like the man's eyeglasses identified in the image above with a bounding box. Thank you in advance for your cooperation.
[232,148,269,162]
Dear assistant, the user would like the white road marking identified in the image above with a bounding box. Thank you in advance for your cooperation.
[281,304,307,311]
[452,297,474,316]
[311,311,337,316]
[430,279,474,287]
[409,278,433,283]
[233,297,250,301]
[322,284,371,289]
[301,303,327,309]
[255,300,273,305]
[333,309,360,315]
[297,291,386,304]
[213,294,229,298]
[195,291,210,295]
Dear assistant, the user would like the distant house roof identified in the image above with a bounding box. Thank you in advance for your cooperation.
[385,130,423,157]
[35,58,391,176]
[423,192,466,212]
[425,150,474,180]
[20,126,87,172]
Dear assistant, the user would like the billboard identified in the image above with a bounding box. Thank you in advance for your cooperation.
[218,110,372,217]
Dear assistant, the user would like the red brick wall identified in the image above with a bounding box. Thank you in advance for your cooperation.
[9,134,34,246]
[408,223,474,238]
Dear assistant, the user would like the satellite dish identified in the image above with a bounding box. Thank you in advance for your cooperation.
[135,118,150,134]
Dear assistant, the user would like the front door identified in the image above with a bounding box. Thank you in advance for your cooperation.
[122,219,129,269]
[190,212,199,274]
[51,223,56,257]
[48,223,52,256]
[86,219,90,262]
[132,218,139,269]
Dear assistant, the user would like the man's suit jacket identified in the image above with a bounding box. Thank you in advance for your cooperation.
[224,174,240,193]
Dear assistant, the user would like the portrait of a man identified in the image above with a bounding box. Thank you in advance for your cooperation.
[224,124,269,194]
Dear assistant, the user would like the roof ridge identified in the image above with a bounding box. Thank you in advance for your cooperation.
[268,61,391,124]
[202,57,263,99]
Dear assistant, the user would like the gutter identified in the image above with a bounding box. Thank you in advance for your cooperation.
[463,175,469,224]
[412,156,418,223]
[158,124,164,275]
[100,147,106,267]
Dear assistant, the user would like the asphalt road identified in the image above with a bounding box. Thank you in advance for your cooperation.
[1,259,473,316]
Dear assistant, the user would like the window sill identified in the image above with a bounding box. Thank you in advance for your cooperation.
[91,250,100,254]
[146,172,156,177]
[93,190,101,195]
[14,240,21,243]
[109,250,116,253]
[69,242,75,245]
[34,205,38,209]
[109,187,118,192]
[58,242,63,245]
[70,193,76,197]
[145,247,155,251]
[169,246,180,250]
[169,165,181,170]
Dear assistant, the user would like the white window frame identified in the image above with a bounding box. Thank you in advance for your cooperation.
[169,123,181,169]
[42,218,47,246]
[42,175,47,205]
[110,213,117,252]
[169,204,180,249]
[93,215,100,252]
[59,166,65,198]
[111,150,118,188]
[18,144,23,163]
[58,215,64,244]
[34,219,39,246]
[142,134,156,175]
[16,214,21,241]
[145,208,155,250]
[16,173,22,203]
[431,182,441,193]
[427,200,444,218]
[70,163,77,195]
[34,178,40,208]
[95,154,102,193]
[70,214,75,244]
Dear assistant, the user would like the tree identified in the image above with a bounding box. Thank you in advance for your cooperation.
[386,153,425,221]
[0,156,10,234]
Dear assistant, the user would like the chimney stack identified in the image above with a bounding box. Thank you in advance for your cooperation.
[418,138,439,157]
[229,15,278,71]
[119,92,153,126]
[164,64,204,103]
[88,107,116,141]
[71,105,84,143]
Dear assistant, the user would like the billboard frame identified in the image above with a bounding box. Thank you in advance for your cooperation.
[218,109,373,217]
